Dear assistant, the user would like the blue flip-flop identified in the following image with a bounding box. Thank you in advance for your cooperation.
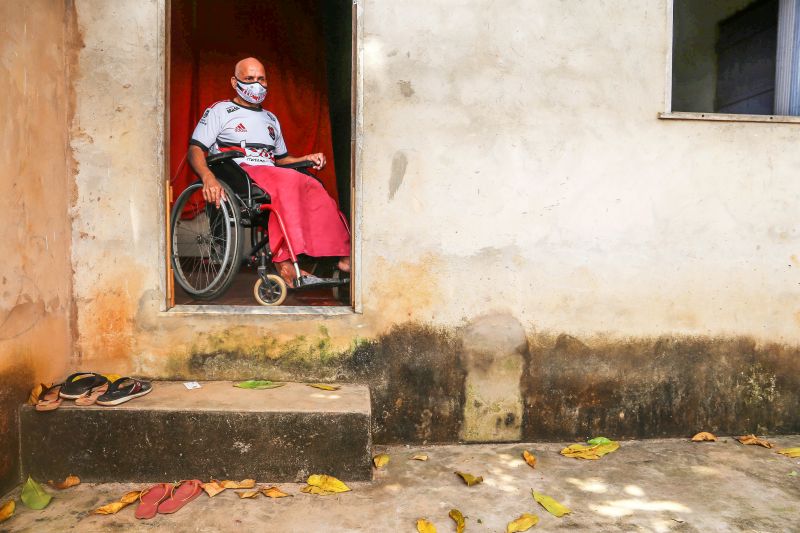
[96,377,152,406]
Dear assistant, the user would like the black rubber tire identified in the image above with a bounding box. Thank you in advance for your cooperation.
[170,180,243,300]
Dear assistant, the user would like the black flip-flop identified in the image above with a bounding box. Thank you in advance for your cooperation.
[59,373,110,399]
[96,377,153,406]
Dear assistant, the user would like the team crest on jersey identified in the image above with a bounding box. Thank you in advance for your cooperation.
[226,106,238,113]
[268,126,276,140]
[235,123,247,132]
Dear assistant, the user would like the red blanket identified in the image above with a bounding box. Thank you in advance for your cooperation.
[242,164,350,263]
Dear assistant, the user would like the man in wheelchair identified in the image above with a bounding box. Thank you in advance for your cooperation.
[186,57,351,291]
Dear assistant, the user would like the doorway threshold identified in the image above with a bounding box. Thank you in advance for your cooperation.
[165,305,355,316]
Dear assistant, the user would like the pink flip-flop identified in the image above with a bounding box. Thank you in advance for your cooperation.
[135,483,172,519]
[157,479,203,514]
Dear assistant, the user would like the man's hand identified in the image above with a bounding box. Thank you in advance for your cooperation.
[202,174,226,207]
[304,153,327,170]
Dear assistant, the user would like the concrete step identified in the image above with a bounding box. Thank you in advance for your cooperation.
[20,381,372,483]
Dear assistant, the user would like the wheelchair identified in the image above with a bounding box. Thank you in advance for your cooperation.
[170,150,350,305]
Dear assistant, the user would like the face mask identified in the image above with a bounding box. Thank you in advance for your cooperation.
[234,78,267,104]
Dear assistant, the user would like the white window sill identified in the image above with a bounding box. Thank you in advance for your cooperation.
[163,305,355,316]
[659,111,800,124]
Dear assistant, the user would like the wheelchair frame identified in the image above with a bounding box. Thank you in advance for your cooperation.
[170,151,350,305]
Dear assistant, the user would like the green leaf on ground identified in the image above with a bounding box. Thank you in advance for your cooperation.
[455,471,484,486]
[587,436,612,445]
[234,380,286,390]
[533,491,571,517]
[560,441,620,460]
[21,477,51,510]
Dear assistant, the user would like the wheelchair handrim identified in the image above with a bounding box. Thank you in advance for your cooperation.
[171,184,239,296]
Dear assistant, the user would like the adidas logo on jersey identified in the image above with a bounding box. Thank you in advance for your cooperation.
[235,123,247,132]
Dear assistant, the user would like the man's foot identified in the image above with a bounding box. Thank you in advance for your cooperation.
[337,256,351,273]
[275,261,311,288]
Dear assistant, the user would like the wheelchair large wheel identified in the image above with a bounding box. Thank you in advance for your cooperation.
[171,180,243,300]
[253,274,288,306]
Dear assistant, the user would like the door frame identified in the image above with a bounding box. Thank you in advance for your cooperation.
[161,0,363,314]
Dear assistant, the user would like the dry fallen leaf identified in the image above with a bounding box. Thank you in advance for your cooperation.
[237,490,260,499]
[411,454,429,461]
[202,481,226,497]
[533,491,571,517]
[262,486,290,498]
[301,485,333,495]
[49,475,80,490]
[691,432,717,442]
[777,447,800,458]
[522,450,537,469]
[449,508,465,533]
[221,479,256,489]
[0,500,14,523]
[308,383,341,391]
[373,454,390,468]
[94,490,141,515]
[120,491,141,504]
[506,513,539,532]
[416,518,437,533]
[560,441,620,460]
[455,471,484,486]
[307,474,351,493]
[736,434,773,448]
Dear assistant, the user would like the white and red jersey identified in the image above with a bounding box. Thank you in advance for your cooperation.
[190,99,288,166]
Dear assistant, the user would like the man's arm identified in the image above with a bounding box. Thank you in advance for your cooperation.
[275,152,327,170]
[187,145,225,206]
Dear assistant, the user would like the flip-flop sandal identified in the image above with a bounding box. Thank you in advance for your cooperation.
[75,382,109,406]
[60,372,110,399]
[135,483,173,519]
[157,480,203,514]
[96,377,152,406]
[35,383,64,412]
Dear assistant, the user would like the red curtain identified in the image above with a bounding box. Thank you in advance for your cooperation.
[170,0,338,203]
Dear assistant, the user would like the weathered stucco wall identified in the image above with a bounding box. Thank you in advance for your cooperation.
[68,0,800,443]
[0,0,74,493]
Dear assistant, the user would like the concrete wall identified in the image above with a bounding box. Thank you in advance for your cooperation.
[0,0,75,493]
[67,0,800,443]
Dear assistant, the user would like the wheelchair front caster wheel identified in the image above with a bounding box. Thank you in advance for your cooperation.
[253,274,288,306]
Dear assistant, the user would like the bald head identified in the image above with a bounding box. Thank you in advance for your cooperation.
[234,57,266,79]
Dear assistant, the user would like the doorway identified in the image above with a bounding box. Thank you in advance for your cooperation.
[167,0,354,309]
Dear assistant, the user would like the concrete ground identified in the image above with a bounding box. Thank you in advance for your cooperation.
[1,436,798,533]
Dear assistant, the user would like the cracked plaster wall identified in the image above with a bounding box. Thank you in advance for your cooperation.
[66,1,800,442]
[0,0,75,493]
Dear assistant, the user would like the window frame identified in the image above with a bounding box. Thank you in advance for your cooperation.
[660,0,800,124]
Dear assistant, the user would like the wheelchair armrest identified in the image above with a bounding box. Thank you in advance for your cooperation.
[206,150,244,166]
[276,160,316,171]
